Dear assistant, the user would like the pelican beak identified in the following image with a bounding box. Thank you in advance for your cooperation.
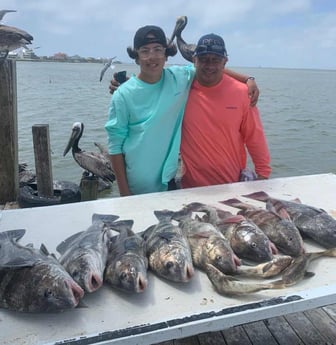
[63,129,77,156]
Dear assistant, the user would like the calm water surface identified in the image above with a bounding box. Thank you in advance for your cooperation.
[16,62,336,197]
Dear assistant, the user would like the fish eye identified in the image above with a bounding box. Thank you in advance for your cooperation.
[251,242,257,248]
[120,272,127,280]
[71,270,80,278]
[44,288,54,298]
[215,255,222,262]
[166,261,174,269]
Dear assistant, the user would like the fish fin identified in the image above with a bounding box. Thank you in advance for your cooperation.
[108,219,134,232]
[219,198,247,210]
[56,231,84,254]
[154,209,175,222]
[0,229,26,242]
[39,243,51,256]
[221,215,246,224]
[92,213,120,224]
[183,202,208,212]
[158,231,177,241]
[242,191,269,202]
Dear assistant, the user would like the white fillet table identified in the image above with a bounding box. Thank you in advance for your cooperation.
[1,173,336,345]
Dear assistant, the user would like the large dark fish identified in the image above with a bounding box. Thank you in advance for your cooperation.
[169,206,240,274]
[243,191,336,248]
[184,202,276,263]
[220,198,305,256]
[205,264,281,296]
[142,210,194,283]
[56,214,119,293]
[105,227,148,293]
[0,230,84,312]
[271,248,336,288]
[236,255,293,279]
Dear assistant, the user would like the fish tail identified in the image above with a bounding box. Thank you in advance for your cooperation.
[219,198,249,210]
[242,191,269,202]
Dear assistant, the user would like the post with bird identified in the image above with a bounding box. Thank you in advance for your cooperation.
[0,59,19,204]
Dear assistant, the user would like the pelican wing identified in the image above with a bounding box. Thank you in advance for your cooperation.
[74,151,115,183]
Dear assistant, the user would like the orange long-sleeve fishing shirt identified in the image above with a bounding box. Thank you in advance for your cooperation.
[180,74,271,188]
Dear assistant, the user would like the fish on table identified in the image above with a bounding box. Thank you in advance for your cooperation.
[0,230,84,313]
[56,214,120,293]
[185,202,276,263]
[205,264,281,296]
[236,255,293,279]
[243,191,336,249]
[168,206,240,274]
[270,248,336,288]
[141,210,194,283]
[220,198,305,257]
[105,227,148,293]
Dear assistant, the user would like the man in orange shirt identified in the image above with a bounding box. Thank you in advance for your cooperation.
[180,33,271,188]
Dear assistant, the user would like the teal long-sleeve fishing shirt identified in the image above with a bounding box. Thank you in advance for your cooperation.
[105,65,195,195]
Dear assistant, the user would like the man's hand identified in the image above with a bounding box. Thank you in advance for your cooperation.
[246,78,259,106]
[109,71,128,94]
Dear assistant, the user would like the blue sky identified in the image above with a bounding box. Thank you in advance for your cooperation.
[3,0,336,69]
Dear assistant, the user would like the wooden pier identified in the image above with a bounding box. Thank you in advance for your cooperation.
[156,303,336,344]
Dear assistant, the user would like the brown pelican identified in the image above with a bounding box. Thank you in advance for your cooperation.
[99,56,117,82]
[0,10,33,61]
[169,16,196,62]
[63,122,115,183]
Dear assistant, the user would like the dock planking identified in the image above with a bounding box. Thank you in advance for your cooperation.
[155,303,336,345]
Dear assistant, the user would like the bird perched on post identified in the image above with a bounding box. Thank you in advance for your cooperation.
[0,9,34,61]
[169,16,196,62]
[63,122,115,183]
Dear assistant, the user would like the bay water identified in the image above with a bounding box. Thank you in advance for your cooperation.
[15,61,336,198]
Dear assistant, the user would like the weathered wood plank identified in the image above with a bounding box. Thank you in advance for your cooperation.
[221,325,252,345]
[0,59,18,203]
[174,336,200,345]
[304,308,336,344]
[197,331,226,345]
[323,303,336,322]
[284,311,329,345]
[243,321,278,345]
[264,316,304,344]
[32,124,54,197]
[155,341,174,345]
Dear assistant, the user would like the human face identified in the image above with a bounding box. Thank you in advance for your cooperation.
[193,54,227,87]
[137,43,167,83]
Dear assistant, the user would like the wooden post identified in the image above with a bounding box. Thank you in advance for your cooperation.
[80,175,98,201]
[0,59,18,203]
[32,124,54,197]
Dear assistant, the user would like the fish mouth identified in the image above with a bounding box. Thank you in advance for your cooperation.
[136,274,148,293]
[67,280,84,306]
[181,263,195,282]
[86,273,103,293]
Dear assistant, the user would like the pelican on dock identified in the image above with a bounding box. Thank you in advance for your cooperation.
[63,122,115,183]
[0,9,34,61]
[99,56,117,82]
[169,16,196,62]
